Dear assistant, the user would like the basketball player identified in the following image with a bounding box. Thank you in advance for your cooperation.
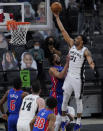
[30,97,57,131]
[17,80,45,131]
[0,77,28,131]
[49,53,69,131]
[53,12,98,129]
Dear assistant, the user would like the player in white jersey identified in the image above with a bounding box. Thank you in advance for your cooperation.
[53,12,98,129]
[17,80,45,131]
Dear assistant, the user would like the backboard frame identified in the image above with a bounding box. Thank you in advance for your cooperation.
[0,0,53,31]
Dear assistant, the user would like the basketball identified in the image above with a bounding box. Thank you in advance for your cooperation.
[51,2,62,14]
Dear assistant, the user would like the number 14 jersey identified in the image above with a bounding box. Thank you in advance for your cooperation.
[18,94,39,120]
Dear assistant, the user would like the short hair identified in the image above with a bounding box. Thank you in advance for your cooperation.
[46,97,57,109]
[31,80,41,93]
[79,34,87,45]
[13,77,22,90]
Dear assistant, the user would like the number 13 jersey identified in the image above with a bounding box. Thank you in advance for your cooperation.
[68,45,87,79]
[18,94,39,120]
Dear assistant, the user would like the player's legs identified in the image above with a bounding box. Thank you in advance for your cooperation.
[8,114,19,131]
[62,76,73,125]
[72,78,83,125]
[62,76,73,114]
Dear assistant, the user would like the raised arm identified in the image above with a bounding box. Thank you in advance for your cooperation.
[84,49,95,70]
[53,13,74,47]
[49,55,69,79]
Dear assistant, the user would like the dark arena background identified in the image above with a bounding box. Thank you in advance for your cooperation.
[0,0,103,131]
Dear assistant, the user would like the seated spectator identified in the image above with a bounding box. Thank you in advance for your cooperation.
[43,36,61,59]
[0,33,8,69]
[21,52,37,70]
[2,51,19,71]
[36,1,46,23]
[29,40,44,79]
[29,40,44,63]
[24,2,35,22]
[0,33,8,50]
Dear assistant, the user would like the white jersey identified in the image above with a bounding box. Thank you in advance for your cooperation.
[18,94,39,121]
[68,45,87,78]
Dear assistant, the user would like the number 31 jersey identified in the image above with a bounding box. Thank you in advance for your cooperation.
[18,94,39,120]
[68,45,87,78]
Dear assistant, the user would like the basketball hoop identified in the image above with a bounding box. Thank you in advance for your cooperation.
[7,20,30,45]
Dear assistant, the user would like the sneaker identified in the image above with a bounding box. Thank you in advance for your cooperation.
[74,123,81,130]
[61,122,66,131]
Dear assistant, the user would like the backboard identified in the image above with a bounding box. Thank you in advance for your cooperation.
[0,0,52,31]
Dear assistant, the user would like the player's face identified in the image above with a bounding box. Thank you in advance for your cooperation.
[23,54,33,68]
[74,36,83,47]
[53,54,60,65]
[6,53,12,63]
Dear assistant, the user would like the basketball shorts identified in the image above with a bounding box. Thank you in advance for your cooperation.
[62,74,82,99]
[8,114,19,131]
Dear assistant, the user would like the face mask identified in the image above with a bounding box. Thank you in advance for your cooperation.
[34,46,40,50]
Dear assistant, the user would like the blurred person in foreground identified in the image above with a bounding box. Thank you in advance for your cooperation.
[0,77,28,131]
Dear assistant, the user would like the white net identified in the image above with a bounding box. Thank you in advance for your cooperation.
[7,21,30,45]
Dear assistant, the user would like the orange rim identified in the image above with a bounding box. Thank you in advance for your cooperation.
[7,20,30,30]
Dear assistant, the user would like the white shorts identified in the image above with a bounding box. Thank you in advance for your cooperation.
[17,119,31,131]
[62,74,82,99]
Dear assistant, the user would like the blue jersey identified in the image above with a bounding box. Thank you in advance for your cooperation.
[50,66,64,115]
[33,109,53,131]
[8,88,23,114]
[50,66,64,95]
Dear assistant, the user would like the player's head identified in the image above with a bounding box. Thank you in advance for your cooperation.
[74,35,87,47]
[13,77,22,90]
[23,52,33,68]
[31,80,41,94]
[46,97,57,110]
[49,53,61,66]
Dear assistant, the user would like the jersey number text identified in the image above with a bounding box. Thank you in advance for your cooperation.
[34,116,45,129]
